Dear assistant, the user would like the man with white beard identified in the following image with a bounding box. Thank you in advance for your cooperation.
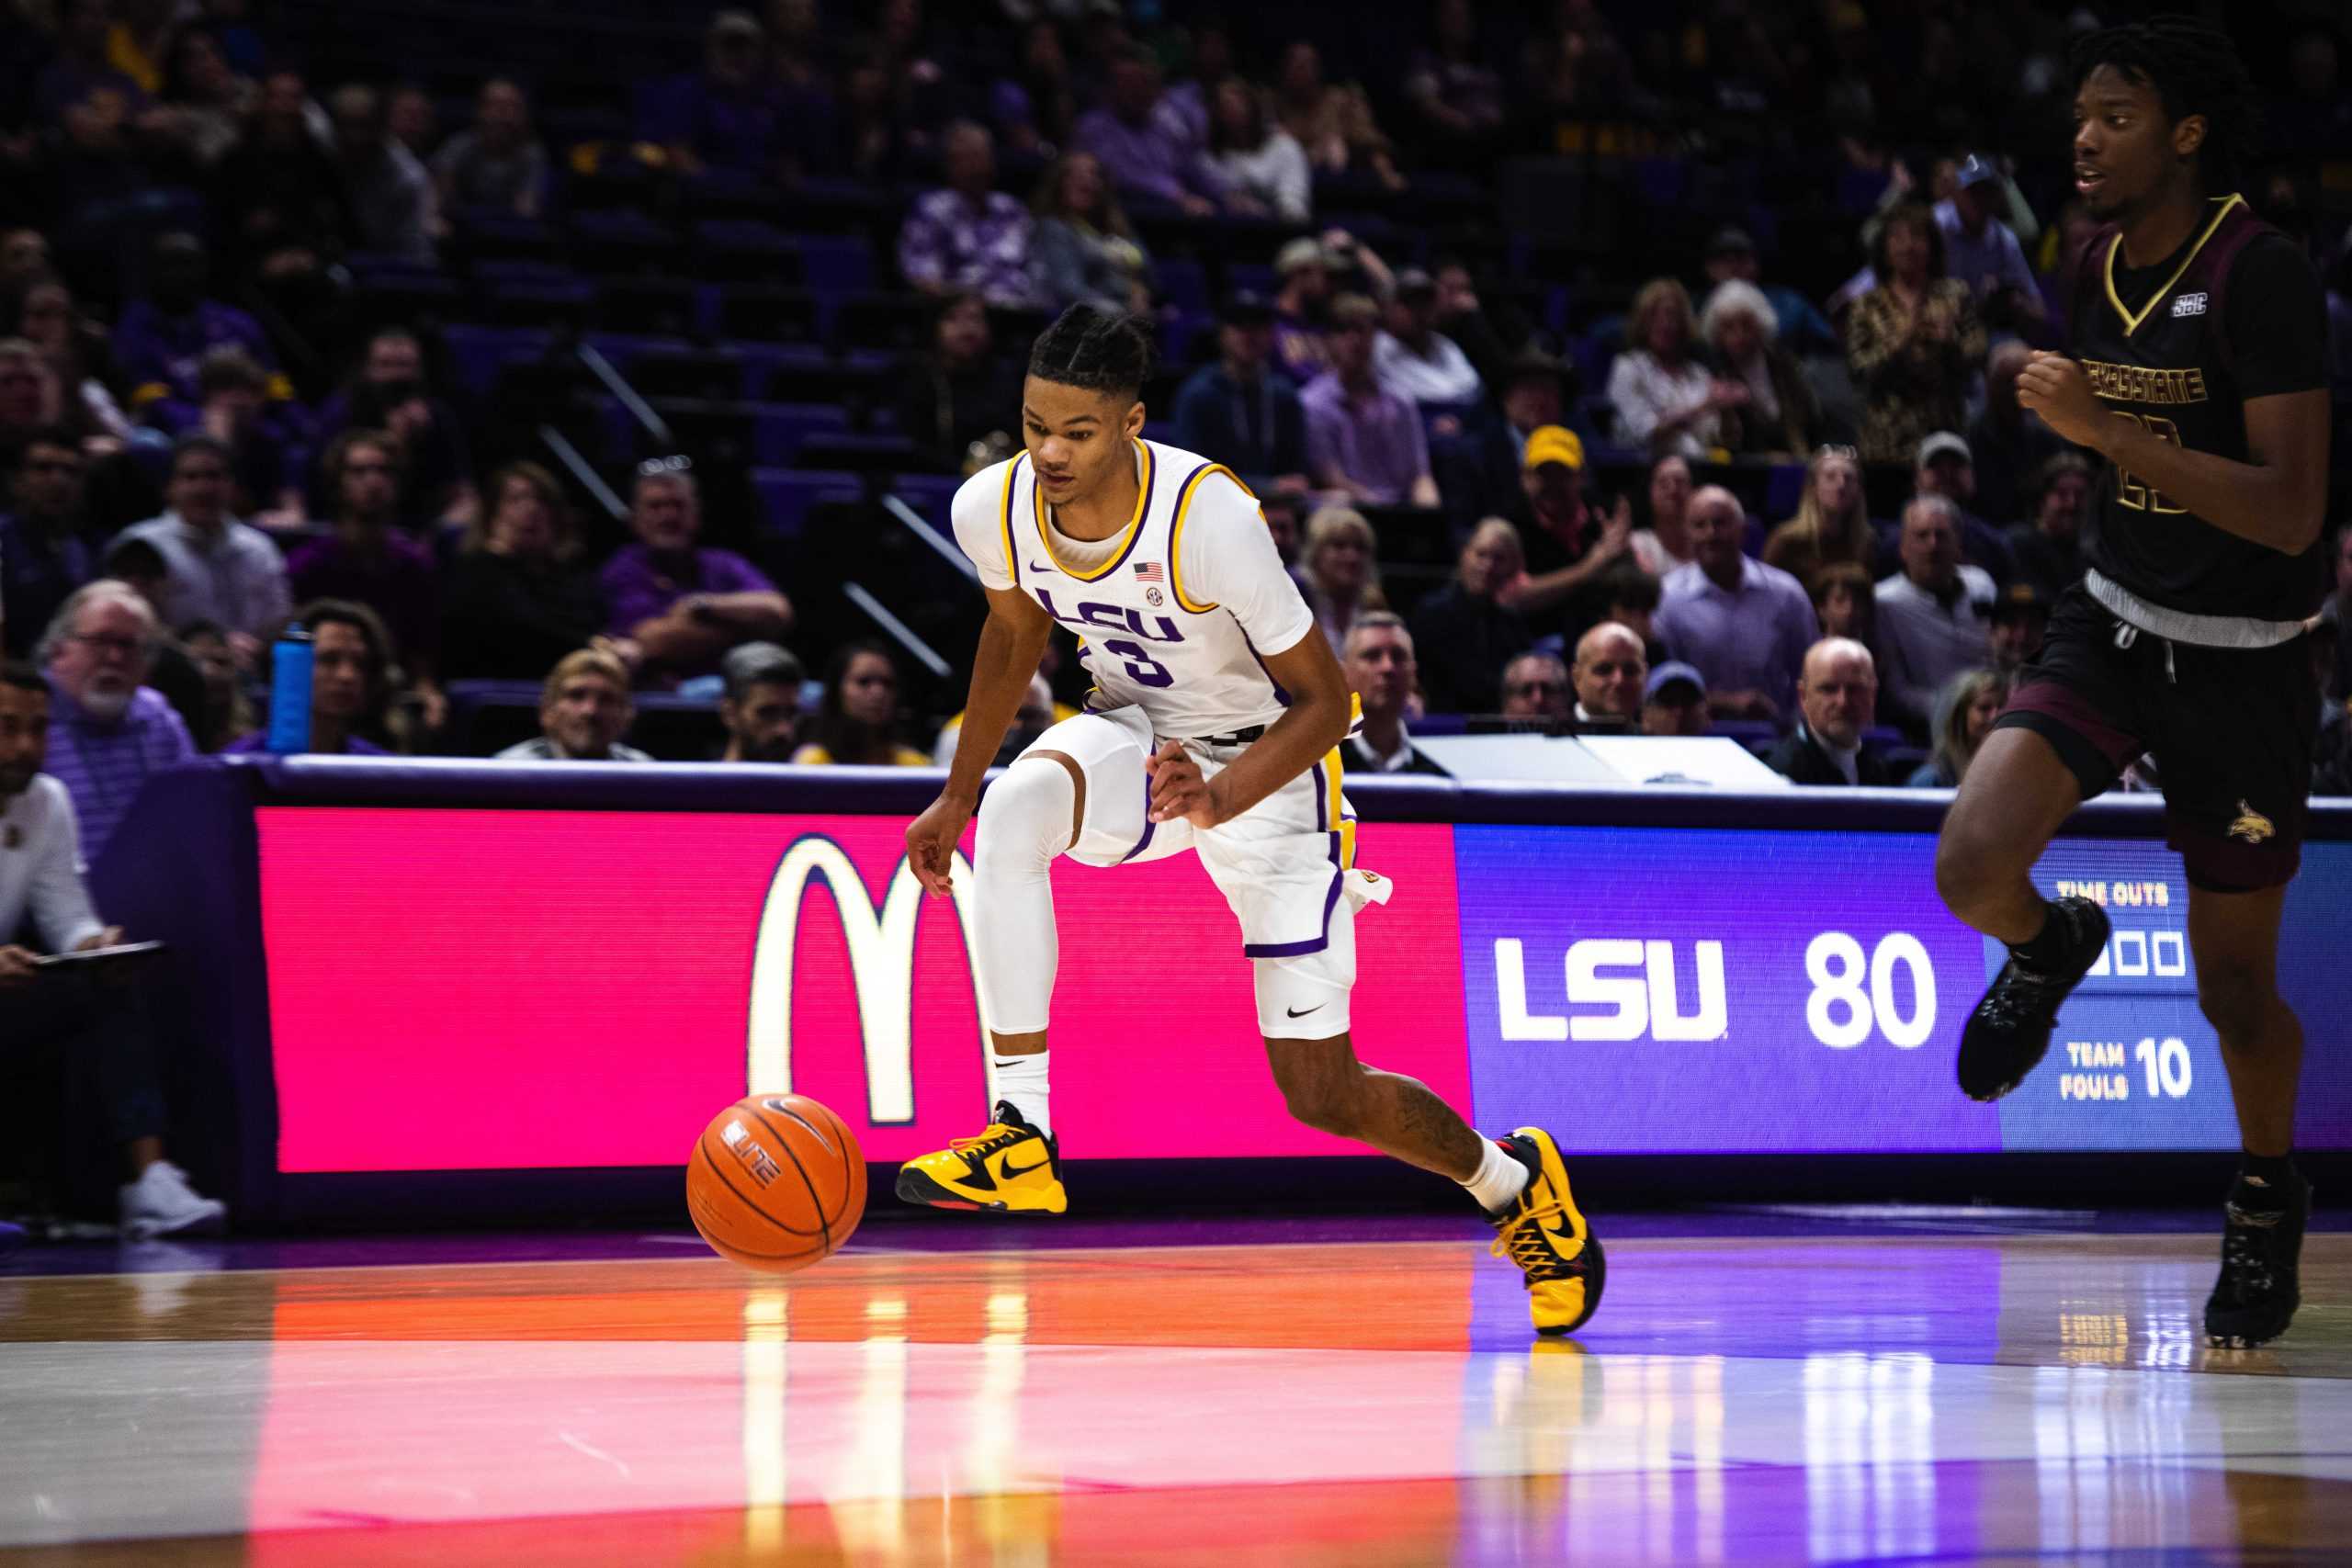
[39,582,197,863]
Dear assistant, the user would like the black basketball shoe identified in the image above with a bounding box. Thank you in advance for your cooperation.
[2205,1176,2310,1348]
[1956,896,2110,1102]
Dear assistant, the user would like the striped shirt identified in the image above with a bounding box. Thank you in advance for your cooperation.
[41,682,197,865]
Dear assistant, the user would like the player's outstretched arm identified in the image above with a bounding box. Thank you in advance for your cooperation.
[1148,629,1351,829]
[908,585,1055,896]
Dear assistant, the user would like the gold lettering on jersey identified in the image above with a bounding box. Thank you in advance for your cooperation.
[2079,359,2210,407]
[2109,412,2188,515]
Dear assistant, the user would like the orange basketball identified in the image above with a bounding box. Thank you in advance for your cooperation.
[685,1094,866,1273]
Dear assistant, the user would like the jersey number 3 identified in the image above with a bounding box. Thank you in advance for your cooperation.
[2110,412,2187,515]
[1102,639,1174,688]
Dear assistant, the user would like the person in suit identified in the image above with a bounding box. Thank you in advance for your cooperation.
[1339,613,1445,775]
[1767,637,1895,785]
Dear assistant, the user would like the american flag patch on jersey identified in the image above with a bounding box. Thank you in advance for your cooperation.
[1133,560,1165,583]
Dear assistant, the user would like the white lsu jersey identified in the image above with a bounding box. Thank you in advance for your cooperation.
[950,438,1320,739]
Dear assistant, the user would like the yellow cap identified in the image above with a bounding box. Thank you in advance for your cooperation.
[1522,425,1585,472]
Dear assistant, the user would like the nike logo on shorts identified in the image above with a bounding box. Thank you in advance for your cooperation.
[1285,1004,1324,1019]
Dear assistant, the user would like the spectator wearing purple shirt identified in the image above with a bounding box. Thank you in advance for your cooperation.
[220,600,395,756]
[37,581,196,863]
[1074,48,1226,218]
[897,121,1036,310]
[1655,485,1820,726]
[1301,294,1439,508]
[111,232,284,412]
[286,432,442,726]
[601,466,793,685]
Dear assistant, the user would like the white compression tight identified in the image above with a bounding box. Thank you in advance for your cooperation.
[970,756,1074,1036]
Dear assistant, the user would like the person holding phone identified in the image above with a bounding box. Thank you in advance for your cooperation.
[0,660,225,1240]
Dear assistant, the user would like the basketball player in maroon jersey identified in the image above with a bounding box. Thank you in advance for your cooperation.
[1932,19,2334,1347]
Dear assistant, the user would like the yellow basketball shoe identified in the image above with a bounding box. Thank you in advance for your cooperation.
[1488,1127,1605,1337]
[894,1101,1067,1214]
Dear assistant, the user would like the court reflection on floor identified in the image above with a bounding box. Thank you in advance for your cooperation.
[4,1234,2349,1565]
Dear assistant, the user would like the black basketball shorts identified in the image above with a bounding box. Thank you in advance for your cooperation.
[1991,584,2318,892]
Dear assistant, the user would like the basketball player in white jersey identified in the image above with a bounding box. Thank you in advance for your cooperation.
[898,305,1602,1336]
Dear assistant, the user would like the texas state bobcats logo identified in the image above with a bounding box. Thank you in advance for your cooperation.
[2227,800,2275,846]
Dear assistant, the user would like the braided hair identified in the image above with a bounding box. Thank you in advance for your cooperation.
[2069,16,2258,193]
[1027,303,1156,403]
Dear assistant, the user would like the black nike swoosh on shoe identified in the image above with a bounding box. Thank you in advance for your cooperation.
[1002,1153,1053,1179]
[1285,1004,1324,1018]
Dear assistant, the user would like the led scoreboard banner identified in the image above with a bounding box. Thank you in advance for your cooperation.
[243,793,2352,1172]
[1454,827,2348,1155]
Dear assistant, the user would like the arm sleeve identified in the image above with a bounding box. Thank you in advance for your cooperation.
[2225,235,2329,400]
[1844,294,1898,381]
[28,783,106,955]
[602,559,668,636]
[1781,585,1822,710]
[1401,393,1432,480]
[154,697,198,765]
[1951,285,1988,369]
[1997,228,2041,300]
[255,550,294,638]
[1177,476,1316,656]
[948,464,1017,592]
[897,198,944,288]
[1607,355,1659,446]
[1304,400,1346,488]
[708,549,778,595]
[1270,135,1311,223]
[1030,221,1097,312]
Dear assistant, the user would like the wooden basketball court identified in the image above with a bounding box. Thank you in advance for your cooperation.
[3,1221,2346,1563]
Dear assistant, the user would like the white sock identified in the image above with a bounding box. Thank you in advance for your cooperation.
[1462,1137,1530,1214]
[993,1051,1051,1137]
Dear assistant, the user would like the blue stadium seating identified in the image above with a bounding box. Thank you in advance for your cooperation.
[753,468,865,541]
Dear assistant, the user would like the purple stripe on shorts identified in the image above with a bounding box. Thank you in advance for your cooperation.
[1240,830,1345,958]
[1121,765,1158,863]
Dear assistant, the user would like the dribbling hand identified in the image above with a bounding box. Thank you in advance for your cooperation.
[1146,740,1222,828]
[906,793,975,897]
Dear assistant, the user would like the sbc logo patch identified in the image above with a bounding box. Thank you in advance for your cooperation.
[2171,292,2208,318]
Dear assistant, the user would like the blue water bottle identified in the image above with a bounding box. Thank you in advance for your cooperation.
[266,626,314,755]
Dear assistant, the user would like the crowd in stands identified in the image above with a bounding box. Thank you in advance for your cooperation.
[0,0,2349,833]
[4,0,2352,1243]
